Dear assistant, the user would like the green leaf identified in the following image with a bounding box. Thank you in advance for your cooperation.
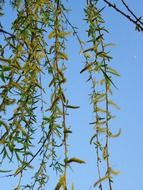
[97,51,112,60]
[14,166,23,176]
[58,31,72,38]
[103,146,108,160]
[50,97,59,110]
[108,100,120,110]
[100,67,117,88]
[10,81,23,91]
[108,167,120,175]
[104,43,115,48]
[66,157,85,164]
[48,31,55,39]
[48,31,72,39]
[94,175,109,187]
[15,121,27,136]
[90,134,97,144]
[64,128,72,134]
[96,107,106,113]
[109,128,121,138]
[80,62,93,73]
[107,67,120,77]
[0,169,12,173]
[58,52,68,60]
[55,175,65,190]
[65,105,80,109]
[49,77,57,87]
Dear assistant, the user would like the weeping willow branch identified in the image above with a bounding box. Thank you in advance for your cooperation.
[82,1,120,189]
[103,0,143,31]
[120,0,143,25]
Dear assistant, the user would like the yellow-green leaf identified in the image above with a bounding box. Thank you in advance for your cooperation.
[109,128,121,138]
[55,175,65,190]
[80,62,93,73]
[107,67,120,77]
[14,166,23,176]
[10,81,23,91]
[66,157,85,164]
[58,31,72,38]
[94,175,109,187]
[103,146,108,160]
[58,52,68,60]
[108,167,120,175]
[15,121,27,136]
[108,100,120,110]
[48,31,55,39]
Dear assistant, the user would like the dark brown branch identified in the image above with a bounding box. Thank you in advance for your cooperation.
[120,0,143,25]
[103,0,143,31]
[0,28,15,37]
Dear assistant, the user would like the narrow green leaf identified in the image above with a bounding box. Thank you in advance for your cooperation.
[100,68,117,88]
[64,128,72,134]
[50,97,59,110]
[109,128,121,138]
[55,175,65,190]
[58,31,72,38]
[80,62,93,73]
[94,175,109,187]
[0,169,12,173]
[108,100,120,110]
[108,167,120,175]
[66,157,85,164]
[65,105,80,109]
[15,121,27,136]
[48,31,55,39]
[103,146,108,160]
[14,166,23,176]
[58,52,68,60]
[90,134,97,144]
[107,67,120,77]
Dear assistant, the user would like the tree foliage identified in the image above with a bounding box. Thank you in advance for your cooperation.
[0,0,142,189]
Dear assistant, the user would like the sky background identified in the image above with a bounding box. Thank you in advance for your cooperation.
[1,0,143,189]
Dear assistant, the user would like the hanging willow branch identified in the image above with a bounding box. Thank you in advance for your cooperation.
[82,1,120,189]
[0,0,142,189]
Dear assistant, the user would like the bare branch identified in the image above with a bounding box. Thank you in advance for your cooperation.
[103,0,143,31]
[120,0,143,25]
[0,28,15,37]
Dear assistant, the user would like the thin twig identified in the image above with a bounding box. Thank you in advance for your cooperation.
[103,0,143,31]
[120,0,143,25]
[0,28,15,37]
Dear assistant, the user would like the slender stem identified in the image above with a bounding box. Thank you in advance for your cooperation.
[120,0,143,25]
[103,0,143,31]
[98,28,112,190]
[55,0,68,187]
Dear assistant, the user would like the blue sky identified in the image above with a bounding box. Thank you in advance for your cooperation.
[1,1,143,189]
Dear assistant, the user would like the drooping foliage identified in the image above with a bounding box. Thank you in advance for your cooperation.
[0,0,142,189]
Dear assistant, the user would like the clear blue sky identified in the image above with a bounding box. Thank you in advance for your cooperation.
[1,1,143,189]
